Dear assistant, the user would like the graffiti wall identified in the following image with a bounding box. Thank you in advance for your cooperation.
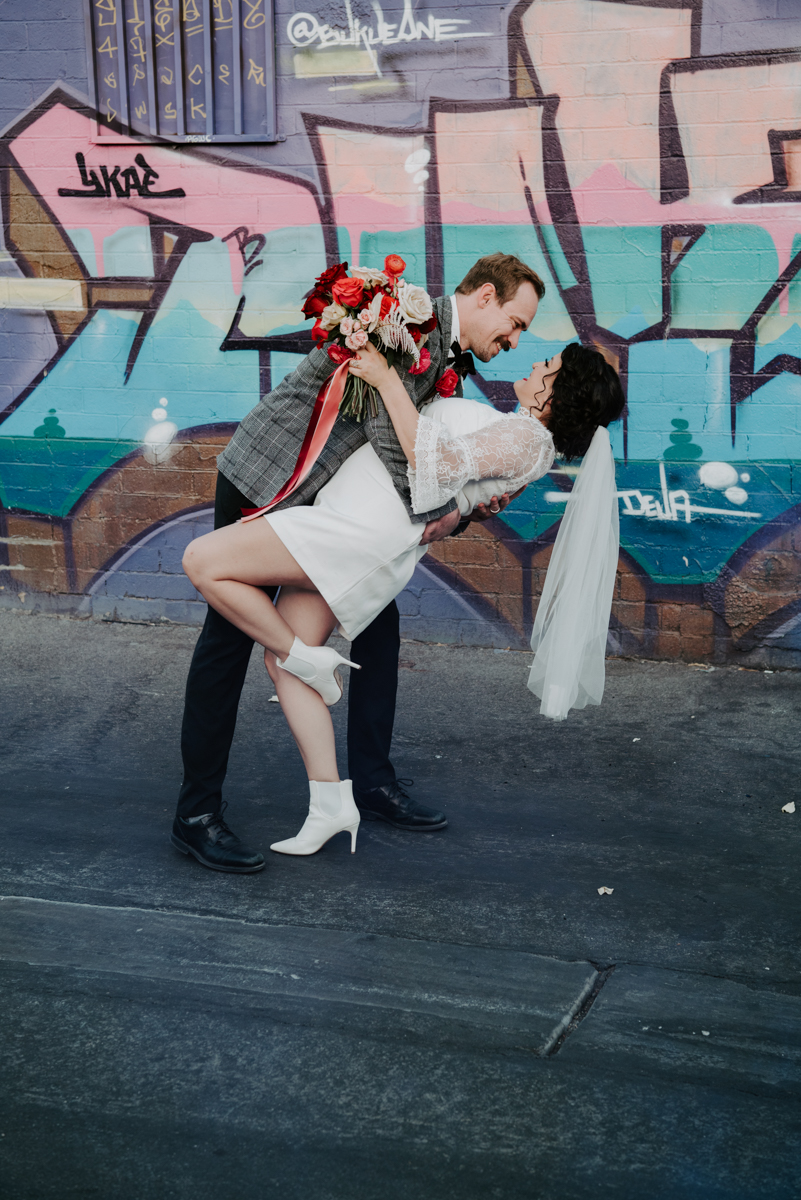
[2,0,801,665]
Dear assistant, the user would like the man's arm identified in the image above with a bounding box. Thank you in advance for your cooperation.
[420,507,462,544]
[217,343,367,510]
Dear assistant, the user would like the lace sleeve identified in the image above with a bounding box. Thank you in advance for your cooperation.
[408,413,554,514]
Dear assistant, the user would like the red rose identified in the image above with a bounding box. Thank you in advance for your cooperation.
[379,293,396,320]
[327,342,354,365]
[384,254,406,278]
[417,314,437,335]
[331,276,365,308]
[434,368,458,397]
[310,319,328,343]
[408,348,431,376]
[314,262,348,289]
[301,291,328,320]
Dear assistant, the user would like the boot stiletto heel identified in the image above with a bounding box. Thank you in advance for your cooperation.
[276,637,361,706]
[270,780,361,856]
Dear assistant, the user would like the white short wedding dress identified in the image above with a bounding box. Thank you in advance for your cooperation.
[265,396,554,640]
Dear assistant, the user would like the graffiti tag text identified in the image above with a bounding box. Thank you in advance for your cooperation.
[58,152,186,199]
[222,225,266,277]
[287,0,491,53]
[547,463,761,524]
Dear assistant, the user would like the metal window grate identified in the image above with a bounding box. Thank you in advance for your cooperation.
[83,0,277,143]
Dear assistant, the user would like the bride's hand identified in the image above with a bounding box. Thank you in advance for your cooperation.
[348,341,392,389]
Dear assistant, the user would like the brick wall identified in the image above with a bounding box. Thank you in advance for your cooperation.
[2,1,801,667]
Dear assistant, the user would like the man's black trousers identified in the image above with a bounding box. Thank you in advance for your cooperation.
[176,471,400,819]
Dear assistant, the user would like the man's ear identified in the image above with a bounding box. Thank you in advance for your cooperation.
[592,340,620,373]
[477,282,496,308]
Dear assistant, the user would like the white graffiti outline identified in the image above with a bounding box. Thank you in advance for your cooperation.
[546,464,762,524]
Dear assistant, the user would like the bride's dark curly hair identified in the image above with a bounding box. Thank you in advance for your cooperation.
[547,343,625,461]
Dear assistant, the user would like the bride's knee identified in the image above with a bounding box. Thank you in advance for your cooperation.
[182,538,209,587]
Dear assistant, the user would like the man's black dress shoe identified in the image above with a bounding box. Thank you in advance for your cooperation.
[353,779,448,831]
[171,803,265,873]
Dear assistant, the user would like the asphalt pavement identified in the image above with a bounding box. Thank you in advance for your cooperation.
[0,609,799,1199]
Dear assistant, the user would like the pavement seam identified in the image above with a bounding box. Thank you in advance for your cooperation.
[601,958,801,999]
[4,894,797,998]
[545,964,617,1057]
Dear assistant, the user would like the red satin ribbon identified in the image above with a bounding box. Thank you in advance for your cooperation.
[240,359,351,523]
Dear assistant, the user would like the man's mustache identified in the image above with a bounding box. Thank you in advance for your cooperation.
[474,337,513,363]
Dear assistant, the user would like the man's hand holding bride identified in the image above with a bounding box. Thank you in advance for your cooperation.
[419,488,525,542]
[470,486,526,521]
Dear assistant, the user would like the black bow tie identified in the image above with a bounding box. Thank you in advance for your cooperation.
[449,341,476,378]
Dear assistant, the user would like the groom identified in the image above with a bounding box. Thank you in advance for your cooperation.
[174,253,544,871]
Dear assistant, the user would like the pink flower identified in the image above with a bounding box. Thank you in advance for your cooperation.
[408,347,431,376]
[340,317,355,336]
[345,329,369,350]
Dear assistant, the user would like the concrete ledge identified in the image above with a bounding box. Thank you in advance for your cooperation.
[0,896,598,1054]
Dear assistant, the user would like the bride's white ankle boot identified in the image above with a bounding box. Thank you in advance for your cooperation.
[276,637,361,706]
[270,780,360,856]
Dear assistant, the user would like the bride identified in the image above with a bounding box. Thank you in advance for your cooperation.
[183,340,624,857]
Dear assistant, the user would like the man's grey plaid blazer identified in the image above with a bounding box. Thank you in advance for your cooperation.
[217,295,461,524]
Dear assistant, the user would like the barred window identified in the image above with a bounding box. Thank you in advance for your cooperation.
[84,0,278,143]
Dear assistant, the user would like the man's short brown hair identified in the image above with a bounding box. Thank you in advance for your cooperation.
[455,253,545,304]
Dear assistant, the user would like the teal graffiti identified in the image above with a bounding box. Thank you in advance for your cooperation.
[33,410,66,439]
[3,217,801,593]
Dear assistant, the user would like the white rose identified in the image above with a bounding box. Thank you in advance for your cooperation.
[351,266,389,288]
[397,281,433,325]
[320,302,348,330]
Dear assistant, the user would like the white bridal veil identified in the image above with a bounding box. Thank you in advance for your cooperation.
[528,425,619,720]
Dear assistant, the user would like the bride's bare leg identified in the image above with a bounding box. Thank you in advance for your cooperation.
[265,588,339,783]
[183,519,311,657]
[184,520,342,782]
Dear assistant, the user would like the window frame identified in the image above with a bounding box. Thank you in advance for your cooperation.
[83,0,279,145]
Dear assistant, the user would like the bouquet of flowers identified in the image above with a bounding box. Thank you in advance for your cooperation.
[301,254,438,421]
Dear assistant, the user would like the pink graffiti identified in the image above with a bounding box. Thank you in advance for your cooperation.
[10,104,320,290]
